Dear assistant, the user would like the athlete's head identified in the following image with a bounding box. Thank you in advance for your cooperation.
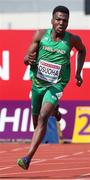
[52,6,69,17]
[51,6,70,34]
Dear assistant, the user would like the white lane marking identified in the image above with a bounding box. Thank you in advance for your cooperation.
[0,166,90,176]
[54,155,69,159]
[0,165,16,171]
[12,148,24,151]
[72,152,84,156]
[0,159,47,172]
[52,151,85,160]
[80,173,90,177]
[0,151,7,153]
[36,160,90,166]
[11,146,29,152]
[31,159,47,164]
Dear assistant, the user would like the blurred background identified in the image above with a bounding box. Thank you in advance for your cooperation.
[0,0,90,143]
[0,0,90,29]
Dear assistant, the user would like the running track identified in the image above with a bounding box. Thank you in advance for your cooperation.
[0,143,90,180]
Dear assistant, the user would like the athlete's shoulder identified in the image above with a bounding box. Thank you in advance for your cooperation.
[33,29,47,42]
[71,33,81,42]
[69,32,83,49]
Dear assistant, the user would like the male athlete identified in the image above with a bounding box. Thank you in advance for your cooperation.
[17,5,86,170]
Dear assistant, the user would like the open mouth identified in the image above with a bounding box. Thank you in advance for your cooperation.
[58,26,63,30]
[57,27,63,32]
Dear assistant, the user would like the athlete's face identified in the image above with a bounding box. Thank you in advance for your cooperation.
[51,12,69,34]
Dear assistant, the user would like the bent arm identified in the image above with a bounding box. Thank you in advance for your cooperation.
[24,29,46,65]
[71,35,86,86]
[27,30,41,54]
[75,36,86,76]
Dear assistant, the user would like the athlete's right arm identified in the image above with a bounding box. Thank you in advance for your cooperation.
[24,29,46,65]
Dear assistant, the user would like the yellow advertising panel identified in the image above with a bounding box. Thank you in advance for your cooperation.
[72,106,90,143]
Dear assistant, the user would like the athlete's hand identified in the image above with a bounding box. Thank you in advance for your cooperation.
[75,74,83,87]
[24,52,36,65]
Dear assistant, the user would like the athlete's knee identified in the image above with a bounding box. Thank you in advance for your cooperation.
[38,111,48,127]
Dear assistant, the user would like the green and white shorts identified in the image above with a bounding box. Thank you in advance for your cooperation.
[31,83,63,115]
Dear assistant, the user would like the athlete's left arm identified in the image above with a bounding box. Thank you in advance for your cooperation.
[71,34,86,87]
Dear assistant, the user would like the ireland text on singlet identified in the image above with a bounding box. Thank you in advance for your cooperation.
[30,29,71,87]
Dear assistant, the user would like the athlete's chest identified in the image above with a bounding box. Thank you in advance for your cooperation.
[39,34,70,54]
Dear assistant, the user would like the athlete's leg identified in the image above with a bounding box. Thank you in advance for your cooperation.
[32,104,61,130]
[33,115,38,129]
[50,104,63,143]
[27,102,55,159]
[17,93,57,169]
[27,85,63,158]
[26,86,62,159]
[17,85,46,169]
[31,85,45,129]
[54,104,61,121]
[17,85,62,169]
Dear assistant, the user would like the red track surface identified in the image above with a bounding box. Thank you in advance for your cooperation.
[0,143,90,180]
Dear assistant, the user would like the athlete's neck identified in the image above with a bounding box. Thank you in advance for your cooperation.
[51,29,65,42]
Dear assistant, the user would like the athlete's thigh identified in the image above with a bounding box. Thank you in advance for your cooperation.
[31,84,46,115]
[42,85,63,106]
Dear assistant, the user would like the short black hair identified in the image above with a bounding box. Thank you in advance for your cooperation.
[52,5,69,16]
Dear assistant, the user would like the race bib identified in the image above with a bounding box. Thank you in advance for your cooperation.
[37,60,61,83]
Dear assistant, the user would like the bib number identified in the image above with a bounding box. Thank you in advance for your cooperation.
[37,60,61,83]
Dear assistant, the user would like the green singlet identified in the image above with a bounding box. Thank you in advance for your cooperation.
[30,29,71,115]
